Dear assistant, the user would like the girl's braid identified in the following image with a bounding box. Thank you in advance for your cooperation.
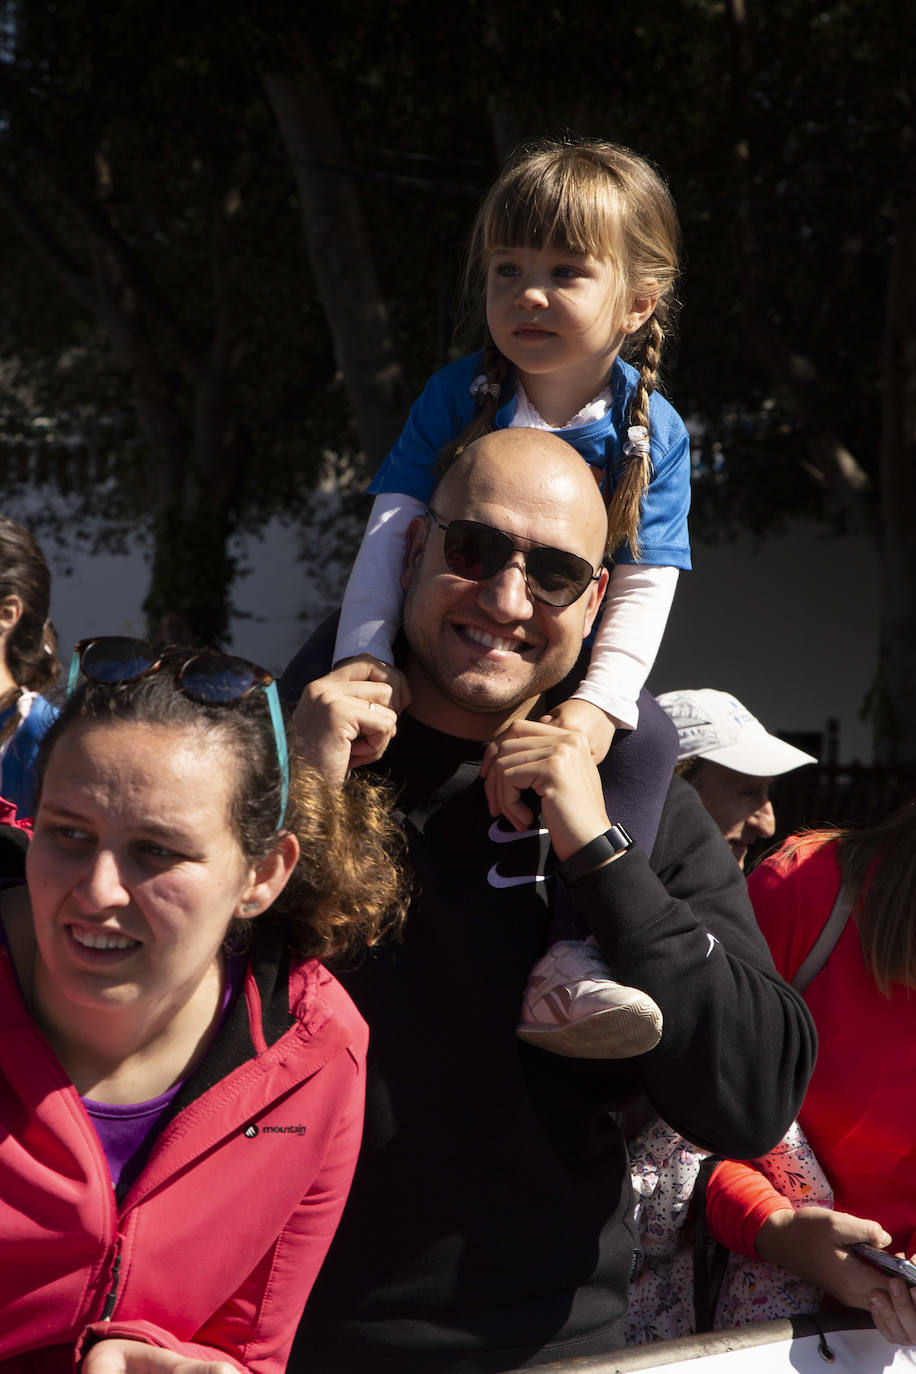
[437,338,512,477]
[605,315,665,559]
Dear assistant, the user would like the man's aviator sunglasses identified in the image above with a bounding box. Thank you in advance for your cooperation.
[67,637,289,829]
[427,507,600,607]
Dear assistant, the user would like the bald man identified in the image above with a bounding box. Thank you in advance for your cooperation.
[281,429,815,1373]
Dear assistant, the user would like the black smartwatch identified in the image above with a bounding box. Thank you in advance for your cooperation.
[556,824,634,886]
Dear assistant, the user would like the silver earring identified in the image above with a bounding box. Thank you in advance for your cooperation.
[239,901,259,915]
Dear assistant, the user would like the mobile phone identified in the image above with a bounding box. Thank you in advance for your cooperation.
[851,1243,916,1286]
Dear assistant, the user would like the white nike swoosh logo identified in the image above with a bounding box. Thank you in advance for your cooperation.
[488,821,548,843]
[487,867,548,889]
[706,933,720,958]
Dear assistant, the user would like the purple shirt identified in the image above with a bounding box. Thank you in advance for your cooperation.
[82,949,248,1195]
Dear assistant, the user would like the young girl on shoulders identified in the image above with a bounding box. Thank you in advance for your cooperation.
[337,136,688,751]
[335,137,691,1060]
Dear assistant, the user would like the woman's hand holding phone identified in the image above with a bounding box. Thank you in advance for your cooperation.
[851,1242,916,1286]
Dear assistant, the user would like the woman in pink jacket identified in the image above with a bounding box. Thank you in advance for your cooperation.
[0,636,405,1374]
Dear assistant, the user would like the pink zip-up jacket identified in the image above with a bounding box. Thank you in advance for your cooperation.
[0,918,368,1373]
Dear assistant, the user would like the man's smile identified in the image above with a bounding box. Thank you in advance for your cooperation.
[457,624,533,655]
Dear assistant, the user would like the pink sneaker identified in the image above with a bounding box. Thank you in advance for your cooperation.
[517,938,662,1059]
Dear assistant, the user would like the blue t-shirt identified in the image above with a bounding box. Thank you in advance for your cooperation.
[0,694,58,820]
[369,351,692,569]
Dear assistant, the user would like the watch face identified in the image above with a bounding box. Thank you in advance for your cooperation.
[607,824,633,851]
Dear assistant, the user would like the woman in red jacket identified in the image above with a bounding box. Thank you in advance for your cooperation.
[0,637,404,1374]
[706,802,916,1346]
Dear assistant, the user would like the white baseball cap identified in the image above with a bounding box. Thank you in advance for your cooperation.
[656,688,817,776]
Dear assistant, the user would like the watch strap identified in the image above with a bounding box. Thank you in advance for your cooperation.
[556,824,634,886]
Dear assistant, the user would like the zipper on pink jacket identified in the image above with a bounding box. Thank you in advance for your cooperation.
[100,1236,122,1320]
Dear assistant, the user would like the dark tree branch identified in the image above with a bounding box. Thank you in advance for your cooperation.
[0,172,100,317]
[262,34,409,471]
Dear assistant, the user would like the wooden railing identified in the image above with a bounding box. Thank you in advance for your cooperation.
[503,1309,876,1372]
[767,762,916,852]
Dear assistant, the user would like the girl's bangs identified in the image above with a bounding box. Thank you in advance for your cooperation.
[481,160,622,260]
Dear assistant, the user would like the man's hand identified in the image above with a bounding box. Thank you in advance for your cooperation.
[82,1339,240,1374]
[333,655,411,715]
[481,717,612,859]
[755,1205,895,1312]
[292,661,401,786]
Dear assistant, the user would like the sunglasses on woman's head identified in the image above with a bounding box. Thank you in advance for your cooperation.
[426,507,600,607]
[67,637,290,830]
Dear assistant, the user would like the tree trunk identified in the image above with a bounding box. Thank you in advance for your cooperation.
[143,489,240,648]
[263,39,410,474]
[86,220,248,646]
[136,336,248,647]
[0,168,248,647]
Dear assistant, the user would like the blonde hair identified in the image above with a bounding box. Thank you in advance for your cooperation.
[784,804,916,997]
[441,137,681,557]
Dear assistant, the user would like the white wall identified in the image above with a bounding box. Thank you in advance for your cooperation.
[41,518,312,680]
[647,523,878,763]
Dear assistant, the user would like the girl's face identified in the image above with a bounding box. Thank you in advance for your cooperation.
[485,244,631,397]
[26,719,260,1026]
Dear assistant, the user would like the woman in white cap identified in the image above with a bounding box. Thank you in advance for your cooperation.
[655,688,816,869]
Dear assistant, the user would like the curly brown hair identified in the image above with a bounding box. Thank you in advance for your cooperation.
[278,754,408,962]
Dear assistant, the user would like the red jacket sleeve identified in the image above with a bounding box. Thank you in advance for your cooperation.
[706,1159,794,1258]
[708,837,840,1257]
